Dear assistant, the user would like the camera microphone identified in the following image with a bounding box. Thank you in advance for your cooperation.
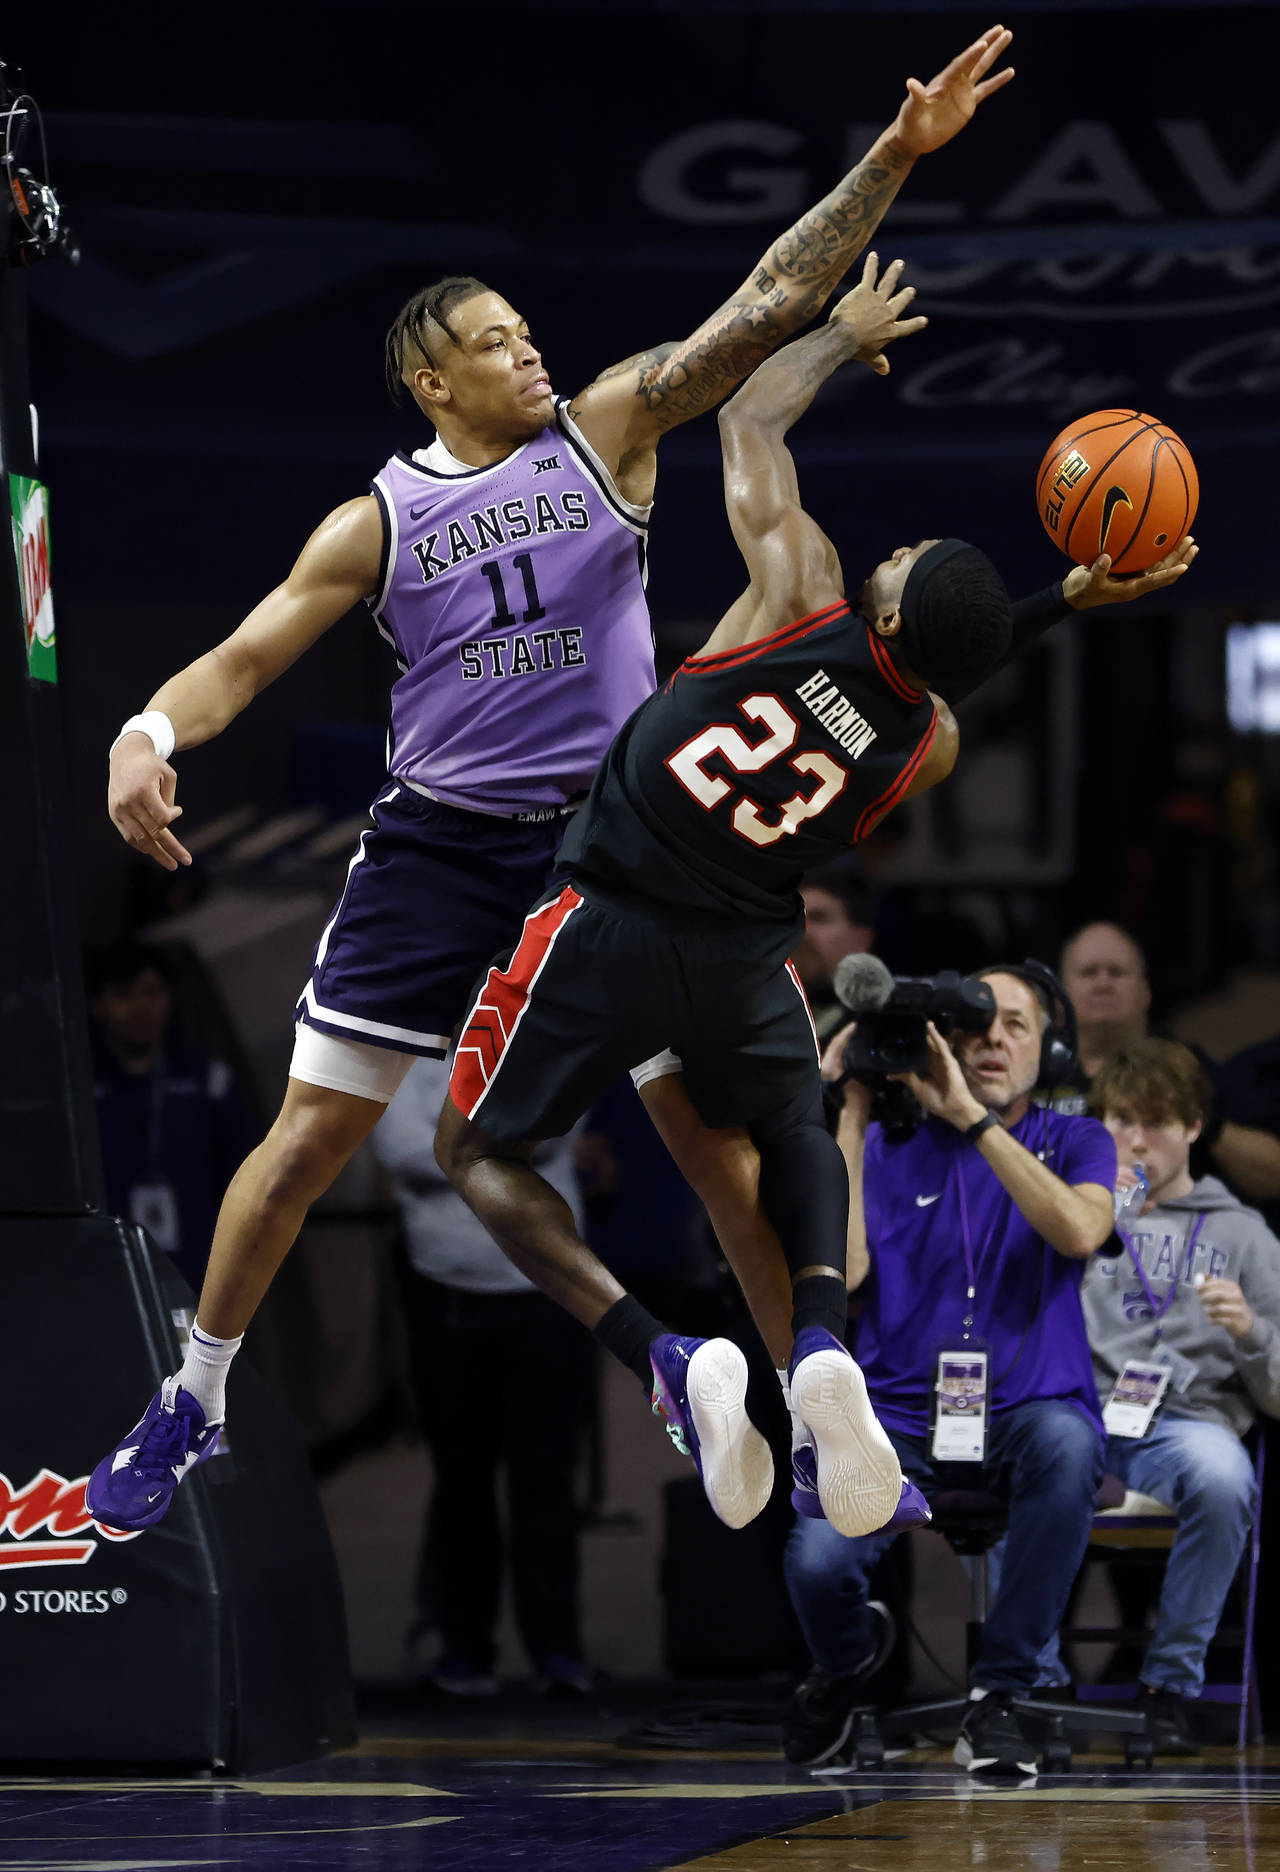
[833,952,895,1014]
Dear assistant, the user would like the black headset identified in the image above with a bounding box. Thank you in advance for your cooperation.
[980,958,1080,1091]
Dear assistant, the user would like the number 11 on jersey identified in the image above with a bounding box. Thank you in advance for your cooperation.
[480,554,546,626]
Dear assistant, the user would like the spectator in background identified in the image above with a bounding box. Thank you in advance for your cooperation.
[791,864,876,1043]
[1036,1040,1280,1751]
[1061,922,1151,1085]
[1059,921,1280,1206]
[784,966,1116,1776]
[87,940,258,1293]
[372,1055,595,1696]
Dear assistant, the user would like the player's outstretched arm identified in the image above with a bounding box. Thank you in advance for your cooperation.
[108,496,382,871]
[570,26,1012,474]
[700,254,927,655]
[941,536,1200,712]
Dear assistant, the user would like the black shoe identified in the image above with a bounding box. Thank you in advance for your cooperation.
[954,1693,1038,1776]
[1140,1686,1198,1755]
[782,1601,895,1765]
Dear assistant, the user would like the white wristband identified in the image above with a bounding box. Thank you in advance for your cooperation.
[110,711,176,763]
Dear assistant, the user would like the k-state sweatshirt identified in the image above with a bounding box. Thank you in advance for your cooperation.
[1083,1175,1280,1437]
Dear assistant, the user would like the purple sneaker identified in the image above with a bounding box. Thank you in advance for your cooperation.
[789,1326,903,1538]
[879,1478,932,1533]
[649,1335,774,1530]
[86,1377,222,1532]
[792,1445,930,1533]
[791,1442,826,1518]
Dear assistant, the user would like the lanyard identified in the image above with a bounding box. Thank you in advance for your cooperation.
[1119,1212,1206,1343]
[954,1107,1051,1343]
[955,1159,980,1341]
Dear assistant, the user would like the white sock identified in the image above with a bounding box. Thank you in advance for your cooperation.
[177,1321,242,1423]
[777,1367,813,1453]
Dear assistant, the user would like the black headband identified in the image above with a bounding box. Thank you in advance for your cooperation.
[899,537,974,632]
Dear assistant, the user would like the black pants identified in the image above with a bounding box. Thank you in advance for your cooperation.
[399,1266,595,1671]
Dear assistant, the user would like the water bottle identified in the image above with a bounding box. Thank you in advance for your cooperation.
[1113,1162,1149,1226]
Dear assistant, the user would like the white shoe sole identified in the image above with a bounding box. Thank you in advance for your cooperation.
[686,1338,774,1531]
[791,1347,902,1537]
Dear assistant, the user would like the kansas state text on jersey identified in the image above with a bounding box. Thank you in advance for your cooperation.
[370,400,656,814]
[558,599,938,920]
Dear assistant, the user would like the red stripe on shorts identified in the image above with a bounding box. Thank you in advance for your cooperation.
[785,958,822,1064]
[449,885,584,1121]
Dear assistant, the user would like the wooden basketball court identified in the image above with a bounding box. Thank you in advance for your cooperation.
[2,1735,1275,1870]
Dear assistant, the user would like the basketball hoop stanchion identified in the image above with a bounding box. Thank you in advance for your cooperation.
[0,66,355,1772]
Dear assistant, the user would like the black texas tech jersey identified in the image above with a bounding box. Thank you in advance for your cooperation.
[558,599,939,922]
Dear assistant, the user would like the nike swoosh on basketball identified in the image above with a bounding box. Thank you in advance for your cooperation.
[1098,483,1133,555]
[915,1193,941,1207]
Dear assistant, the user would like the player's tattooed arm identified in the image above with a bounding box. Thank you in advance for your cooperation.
[571,27,1011,463]
[591,146,917,445]
[746,25,1012,319]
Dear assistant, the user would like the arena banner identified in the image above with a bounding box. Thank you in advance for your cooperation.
[27,7,1274,448]
[17,3,1275,611]
[8,474,55,683]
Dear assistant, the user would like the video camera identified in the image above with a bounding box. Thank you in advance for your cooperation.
[833,953,996,1139]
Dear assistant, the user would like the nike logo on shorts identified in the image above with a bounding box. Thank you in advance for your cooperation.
[915,1193,941,1207]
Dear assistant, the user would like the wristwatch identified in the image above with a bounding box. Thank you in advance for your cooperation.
[963,1111,1001,1144]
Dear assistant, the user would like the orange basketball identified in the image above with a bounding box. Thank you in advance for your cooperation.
[1035,409,1198,575]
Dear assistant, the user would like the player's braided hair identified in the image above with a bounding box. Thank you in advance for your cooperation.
[384,276,489,405]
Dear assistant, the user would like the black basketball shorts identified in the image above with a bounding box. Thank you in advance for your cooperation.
[448,884,821,1141]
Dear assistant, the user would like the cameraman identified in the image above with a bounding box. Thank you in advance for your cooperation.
[784,966,1115,1776]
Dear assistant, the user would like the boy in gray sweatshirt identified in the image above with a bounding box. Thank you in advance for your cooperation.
[1083,1037,1280,1745]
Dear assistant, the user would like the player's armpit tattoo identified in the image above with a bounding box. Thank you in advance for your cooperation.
[770,145,913,284]
[568,344,682,423]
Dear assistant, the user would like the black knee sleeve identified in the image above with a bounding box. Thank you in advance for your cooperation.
[749,1088,850,1284]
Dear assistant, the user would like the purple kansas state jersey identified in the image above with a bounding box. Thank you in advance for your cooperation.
[370,400,655,814]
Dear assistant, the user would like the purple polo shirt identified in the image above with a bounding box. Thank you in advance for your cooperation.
[857,1105,1116,1437]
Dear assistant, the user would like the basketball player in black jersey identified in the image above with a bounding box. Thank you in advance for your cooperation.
[437,255,1197,1540]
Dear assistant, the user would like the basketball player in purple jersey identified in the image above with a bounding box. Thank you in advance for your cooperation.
[87,29,1026,1532]
[435,257,1198,1538]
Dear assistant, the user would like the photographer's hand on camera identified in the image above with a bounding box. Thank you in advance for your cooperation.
[820,1022,872,1118]
[891,1014,1112,1260]
[890,1021,987,1132]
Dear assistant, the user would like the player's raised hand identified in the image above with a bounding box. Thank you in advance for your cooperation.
[892,26,1015,158]
[829,253,928,377]
[1063,536,1199,610]
[108,735,192,871]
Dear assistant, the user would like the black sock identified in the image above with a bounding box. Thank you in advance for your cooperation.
[594,1295,666,1391]
[792,1273,849,1344]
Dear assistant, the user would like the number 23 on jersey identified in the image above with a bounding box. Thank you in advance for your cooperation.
[665,694,847,849]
